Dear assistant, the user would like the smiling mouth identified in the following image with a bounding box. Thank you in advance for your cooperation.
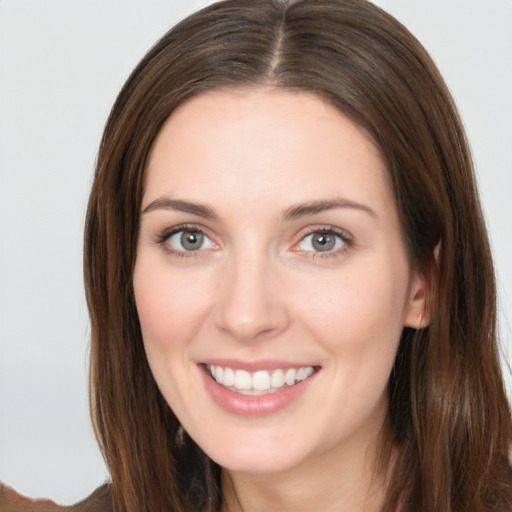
[205,364,317,396]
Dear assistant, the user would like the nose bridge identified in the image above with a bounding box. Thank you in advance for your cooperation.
[214,243,288,341]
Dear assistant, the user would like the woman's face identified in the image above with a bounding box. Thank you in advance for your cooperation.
[133,88,426,475]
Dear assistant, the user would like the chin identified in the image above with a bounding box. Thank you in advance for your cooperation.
[196,428,310,475]
[211,451,301,475]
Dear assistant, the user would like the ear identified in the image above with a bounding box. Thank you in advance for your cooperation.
[403,270,431,330]
[403,243,440,330]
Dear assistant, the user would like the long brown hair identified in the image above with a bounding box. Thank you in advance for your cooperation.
[84,0,512,510]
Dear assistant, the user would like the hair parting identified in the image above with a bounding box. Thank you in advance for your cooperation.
[84,1,512,510]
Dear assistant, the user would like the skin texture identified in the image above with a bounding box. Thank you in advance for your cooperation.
[133,88,428,512]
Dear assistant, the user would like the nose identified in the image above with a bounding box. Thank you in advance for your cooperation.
[214,252,290,342]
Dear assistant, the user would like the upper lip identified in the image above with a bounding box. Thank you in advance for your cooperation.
[200,358,319,372]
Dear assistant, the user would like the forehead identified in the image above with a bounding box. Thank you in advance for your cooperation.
[144,88,392,216]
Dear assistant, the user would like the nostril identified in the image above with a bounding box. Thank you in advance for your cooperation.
[213,259,290,340]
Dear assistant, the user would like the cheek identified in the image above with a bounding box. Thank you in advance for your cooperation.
[132,258,218,414]
[133,259,214,352]
[293,262,409,430]
[294,257,410,358]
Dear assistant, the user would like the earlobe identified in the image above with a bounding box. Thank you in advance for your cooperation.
[404,242,440,330]
[403,271,431,330]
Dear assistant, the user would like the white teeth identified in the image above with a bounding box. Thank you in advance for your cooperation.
[223,367,235,387]
[234,369,252,390]
[207,364,315,394]
[297,366,314,381]
[270,368,285,388]
[214,366,223,383]
[285,368,296,386]
[252,370,271,391]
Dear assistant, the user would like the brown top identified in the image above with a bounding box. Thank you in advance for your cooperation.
[0,484,112,512]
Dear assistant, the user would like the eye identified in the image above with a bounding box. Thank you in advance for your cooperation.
[164,228,216,252]
[296,229,349,253]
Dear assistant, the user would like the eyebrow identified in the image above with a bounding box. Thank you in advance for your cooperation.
[142,198,220,220]
[282,198,378,220]
[141,196,377,221]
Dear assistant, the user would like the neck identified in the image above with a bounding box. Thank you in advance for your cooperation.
[220,423,393,512]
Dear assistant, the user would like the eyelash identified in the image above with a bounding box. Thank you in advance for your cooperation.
[293,226,353,259]
[155,224,353,259]
[155,224,215,258]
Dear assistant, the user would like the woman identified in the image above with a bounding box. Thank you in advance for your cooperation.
[2,0,511,510]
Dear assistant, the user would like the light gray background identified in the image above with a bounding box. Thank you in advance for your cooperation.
[1,0,511,505]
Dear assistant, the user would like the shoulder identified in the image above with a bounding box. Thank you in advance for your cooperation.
[0,483,112,512]
[68,485,112,512]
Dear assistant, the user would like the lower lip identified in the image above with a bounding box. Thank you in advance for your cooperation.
[200,365,317,418]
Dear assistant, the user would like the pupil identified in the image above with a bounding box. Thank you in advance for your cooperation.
[312,232,335,251]
[181,231,203,250]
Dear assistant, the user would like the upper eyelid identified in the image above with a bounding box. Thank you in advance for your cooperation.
[154,223,353,249]
[158,223,351,237]
[157,225,217,256]
[156,224,215,245]
[295,225,353,242]
[159,223,212,237]
[292,228,354,261]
